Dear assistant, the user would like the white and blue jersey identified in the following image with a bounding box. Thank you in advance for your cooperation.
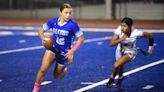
[114,26,143,60]
[42,17,83,64]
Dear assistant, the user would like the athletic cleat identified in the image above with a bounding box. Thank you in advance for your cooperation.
[117,77,124,89]
[106,78,114,88]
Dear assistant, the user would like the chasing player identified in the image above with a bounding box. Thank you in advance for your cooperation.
[106,17,154,89]
[32,3,84,92]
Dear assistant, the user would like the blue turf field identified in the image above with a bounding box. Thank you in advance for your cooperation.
[0,27,164,92]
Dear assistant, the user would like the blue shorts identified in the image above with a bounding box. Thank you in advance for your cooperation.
[50,47,68,65]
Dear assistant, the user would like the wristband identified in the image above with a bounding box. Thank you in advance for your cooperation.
[148,46,154,51]
[149,38,154,46]
[72,41,81,52]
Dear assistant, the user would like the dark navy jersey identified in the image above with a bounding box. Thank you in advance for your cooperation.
[43,17,83,52]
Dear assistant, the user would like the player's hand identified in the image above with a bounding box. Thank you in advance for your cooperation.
[41,37,45,45]
[65,49,74,63]
[41,36,51,44]
[148,46,154,54]
[65,49,74,57]
[121,34,128,41]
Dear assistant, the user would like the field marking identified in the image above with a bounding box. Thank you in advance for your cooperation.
[41,81,53,85]
[0,46,43,55]
[0,26,164,36]
[0,27,163,36]
[0,36,111,55]
[81,82,107,86]
[73,59,164,92]
[142,85,155,90]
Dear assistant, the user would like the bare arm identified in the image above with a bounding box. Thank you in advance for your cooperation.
[143,32,154,54]
[143,32,154,40]
[110,34,127,47]
[38,28,45,40]
[71,35,84,52]
[65,35,84,57]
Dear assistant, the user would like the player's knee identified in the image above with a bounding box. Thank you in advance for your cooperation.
[53,66,68,79]
[53,72,66,79]
[53,70,67,79]
[114,63,119,69]
[53,74,59,79]
[54,75,65,79]
[53,72,59,79]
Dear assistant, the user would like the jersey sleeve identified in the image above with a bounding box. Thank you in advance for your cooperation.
[72,22,83,37]
[42,19,55,31]
[114,26,121,35]
[133,29,144,37]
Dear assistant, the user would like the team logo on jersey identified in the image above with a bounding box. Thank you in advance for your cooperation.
[51,28,69,36]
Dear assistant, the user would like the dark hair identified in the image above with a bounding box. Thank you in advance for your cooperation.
[60,3,72,12]
[121,17,133,27]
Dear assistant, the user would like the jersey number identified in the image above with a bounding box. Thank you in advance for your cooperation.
[56,37,65,45]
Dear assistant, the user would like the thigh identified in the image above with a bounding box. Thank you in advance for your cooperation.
[115,55,131,68]
[40,50,56,71]
[115,45,121,61]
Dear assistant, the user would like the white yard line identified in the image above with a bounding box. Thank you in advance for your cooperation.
[0,26,163,36]
[73,59,164,92]
[0,46,43,55]
[41,81,53,85]
[0,25,163,33]
[0,36,111,55]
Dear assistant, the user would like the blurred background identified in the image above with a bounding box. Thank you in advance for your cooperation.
[0,0,163,20]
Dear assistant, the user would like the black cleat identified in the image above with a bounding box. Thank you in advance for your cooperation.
[106,78,114,88]
[117,77,124,89]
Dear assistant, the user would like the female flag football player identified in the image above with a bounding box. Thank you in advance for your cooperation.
[106,17,154,89]
[32,3,84,92]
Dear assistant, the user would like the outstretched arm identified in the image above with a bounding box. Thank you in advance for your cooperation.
[143,32,154,54]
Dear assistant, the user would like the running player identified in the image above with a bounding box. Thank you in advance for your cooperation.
[32,3,84,92]
[106,17,154,89]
